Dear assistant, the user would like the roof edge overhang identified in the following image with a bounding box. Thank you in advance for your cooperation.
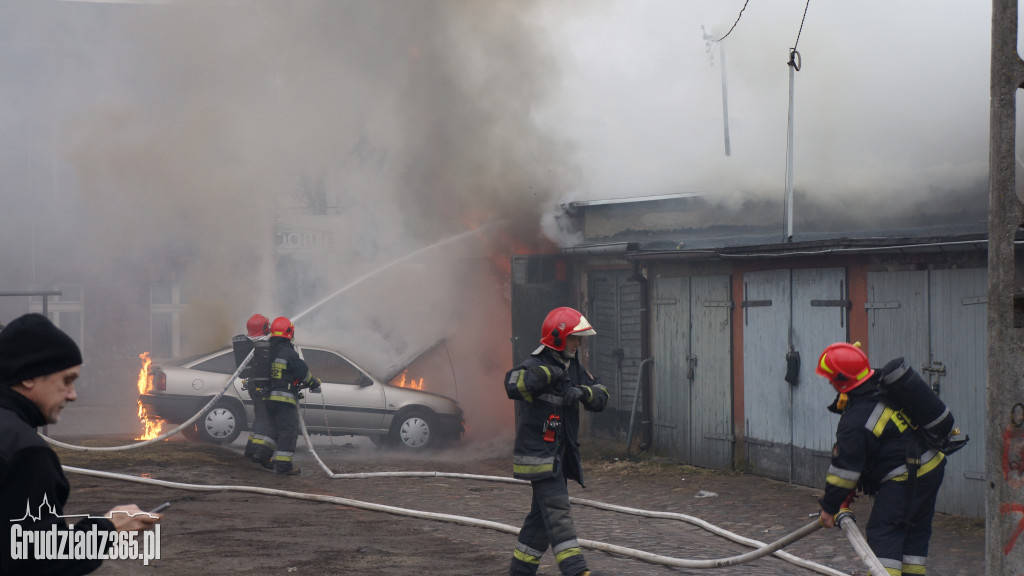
[623,233,998,262]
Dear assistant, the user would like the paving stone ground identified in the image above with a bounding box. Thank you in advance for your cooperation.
[55,435,984,576]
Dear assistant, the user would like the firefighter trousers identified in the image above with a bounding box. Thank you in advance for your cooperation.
[265,395,300,473]
[866,459,945,575]
[509,475,587,576]
[243,387,276,464]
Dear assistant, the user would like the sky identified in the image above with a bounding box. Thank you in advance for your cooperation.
[0,0,1001,437]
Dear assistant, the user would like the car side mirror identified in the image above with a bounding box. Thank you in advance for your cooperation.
[356,374,373,387]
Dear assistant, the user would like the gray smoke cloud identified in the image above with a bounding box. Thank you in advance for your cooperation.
[0,0,585,441]
[1,0,993,441]
[544,1,991,227]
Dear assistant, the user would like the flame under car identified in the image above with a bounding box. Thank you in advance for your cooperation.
[138,344,464,451]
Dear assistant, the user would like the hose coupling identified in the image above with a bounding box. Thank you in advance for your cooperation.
[834,507,856,525]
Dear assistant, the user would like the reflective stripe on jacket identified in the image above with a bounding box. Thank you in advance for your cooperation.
[267,337,312,403]
[505,346,608,484]
[821,379,943,514]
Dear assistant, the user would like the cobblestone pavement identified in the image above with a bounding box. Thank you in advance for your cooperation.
[57,436,984,576]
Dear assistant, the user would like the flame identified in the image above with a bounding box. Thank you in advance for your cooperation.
[135,352,164,440]
[391,370,424,390]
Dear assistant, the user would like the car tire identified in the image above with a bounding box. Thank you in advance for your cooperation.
[390,409,436,451]
[196,399,245,444]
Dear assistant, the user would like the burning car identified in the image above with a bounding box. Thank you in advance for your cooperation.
[138,343,464,451]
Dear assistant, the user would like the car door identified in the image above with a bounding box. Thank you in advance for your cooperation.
[297,347,386,434]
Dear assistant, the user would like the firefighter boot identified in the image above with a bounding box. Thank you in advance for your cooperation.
[251,445,274,470]
[275,464,301,475]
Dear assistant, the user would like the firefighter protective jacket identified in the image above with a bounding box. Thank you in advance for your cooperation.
[267,337,314,405]
[821,377,945,515]
[505,346,609,485]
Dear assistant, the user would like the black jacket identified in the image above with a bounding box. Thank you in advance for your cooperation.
[505,346,608,486]
[0,386,116,575]
[268,337,313,394]
[821,378,945,514]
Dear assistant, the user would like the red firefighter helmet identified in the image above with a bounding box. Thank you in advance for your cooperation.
[539,307,596,351]
[246,314,270,338]
[816,342,874,393]
[270,316,295,340]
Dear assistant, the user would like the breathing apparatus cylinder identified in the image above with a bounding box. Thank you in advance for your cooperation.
[877,357,968,455]
[249,339,272,398]
[232,335,255,379]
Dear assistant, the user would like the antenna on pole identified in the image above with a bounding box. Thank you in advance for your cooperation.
[702,26,731,157]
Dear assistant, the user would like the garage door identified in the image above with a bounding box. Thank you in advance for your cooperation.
[743,268,847,486]
[866,268,986,517]
[651,275,733,469]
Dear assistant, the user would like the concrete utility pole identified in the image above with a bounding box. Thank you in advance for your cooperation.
[988,1,1024,573]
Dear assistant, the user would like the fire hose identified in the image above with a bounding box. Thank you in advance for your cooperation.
[42,350,253,452]
[63,464,838,572]
[834,507,889,576]
[45,354,852,574]
[294,402,847,575]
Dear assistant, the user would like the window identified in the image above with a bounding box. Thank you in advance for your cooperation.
[151,283,185,360]
[300,348,363,384]
[192,351,237,375]
[30,286,84,352]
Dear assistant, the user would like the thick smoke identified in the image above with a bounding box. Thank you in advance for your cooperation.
[1,0,582,442]
[546,1,991,227]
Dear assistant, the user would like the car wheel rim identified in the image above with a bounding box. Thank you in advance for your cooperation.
[399,417,430,448]
[206,408,236,439]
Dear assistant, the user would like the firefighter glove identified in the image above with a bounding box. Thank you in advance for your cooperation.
[563,385,584,406]
[309,377,322,392]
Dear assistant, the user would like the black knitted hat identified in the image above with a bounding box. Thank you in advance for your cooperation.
[0,313,82,387]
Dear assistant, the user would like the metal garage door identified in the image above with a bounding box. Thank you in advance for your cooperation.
[743,268,846,485]
[587,270,642,438]
[866,268,986,517]
[651,275,733,469]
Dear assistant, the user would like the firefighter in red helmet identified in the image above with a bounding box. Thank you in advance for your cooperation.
[263,316,320,475]
[816,342,946,576]
[232,314,276,468]
[504,307,610,576]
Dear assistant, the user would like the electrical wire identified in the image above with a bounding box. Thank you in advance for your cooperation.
[712,0,750,43]
[791,0,811,53]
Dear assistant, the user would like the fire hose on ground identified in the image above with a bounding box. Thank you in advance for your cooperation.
[64,464,838,572]
[43,353,871,574]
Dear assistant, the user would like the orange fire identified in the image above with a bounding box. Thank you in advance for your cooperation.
[392,370,424,390]
[135,352,163,440]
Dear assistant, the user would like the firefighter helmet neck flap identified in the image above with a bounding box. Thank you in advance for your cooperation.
[539,307,597,352]
[270,316,295,340]
[246,314,271,338]
[816,342,874,394]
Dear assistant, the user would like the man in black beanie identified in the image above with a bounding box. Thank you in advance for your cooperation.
[0,313,161,574]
